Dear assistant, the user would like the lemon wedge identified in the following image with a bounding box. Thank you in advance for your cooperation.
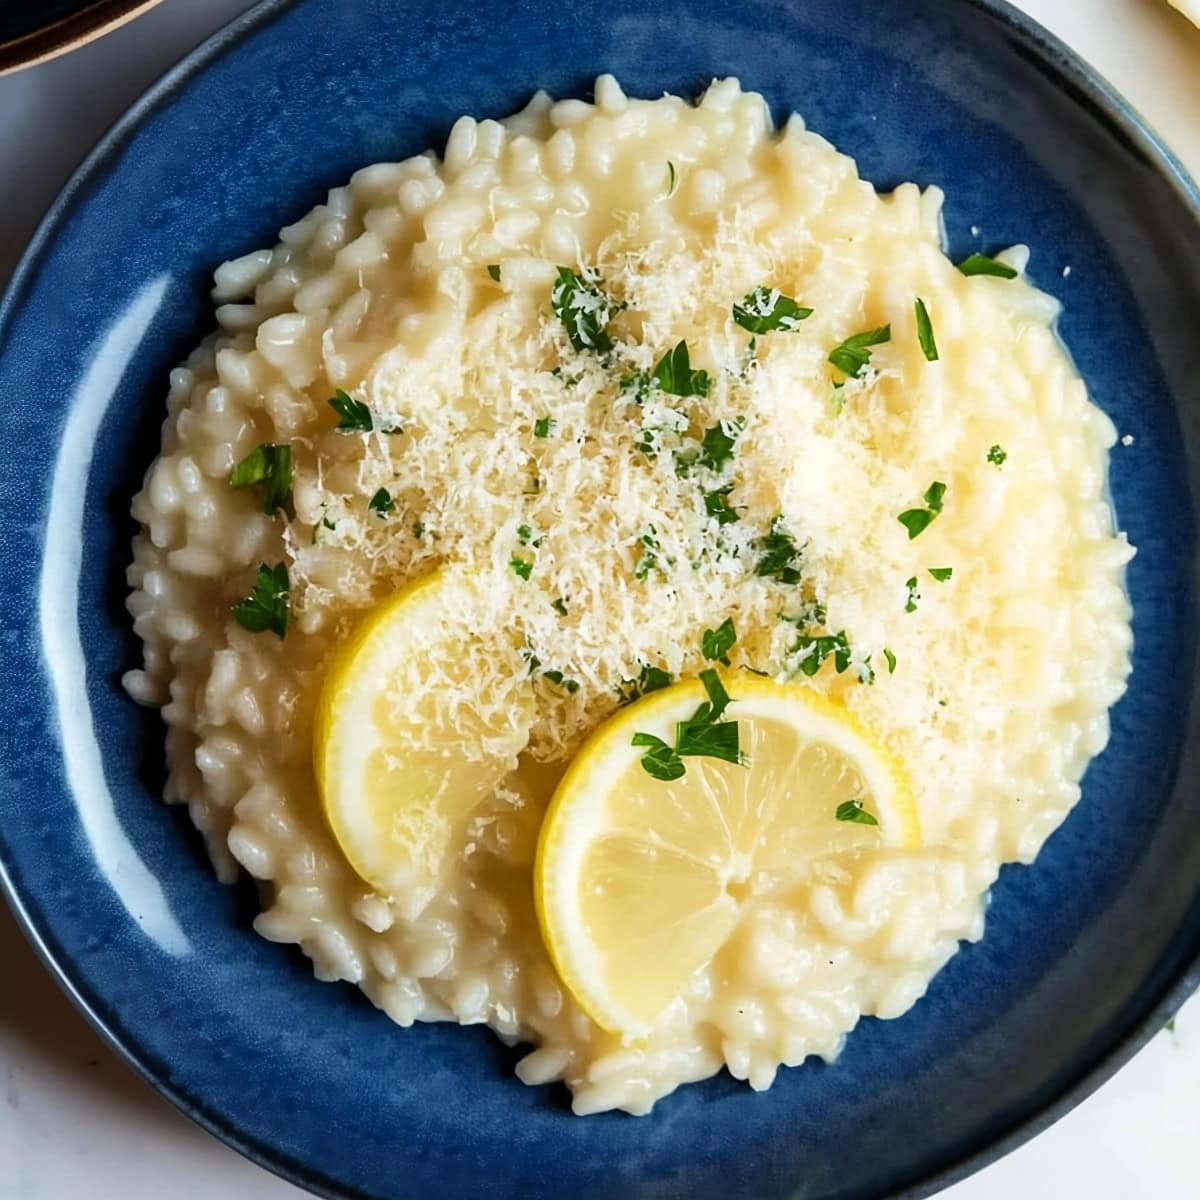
[535,672,918,1037]
[313,570,535,893]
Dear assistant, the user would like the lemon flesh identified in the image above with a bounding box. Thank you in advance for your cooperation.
[313,570,533,893]
[535,673,918,1038]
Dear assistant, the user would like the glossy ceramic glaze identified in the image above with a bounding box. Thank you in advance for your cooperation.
[0,1,1197,1198]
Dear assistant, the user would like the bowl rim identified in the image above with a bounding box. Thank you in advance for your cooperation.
[0,0,166,77]
[0,1,1198,1197]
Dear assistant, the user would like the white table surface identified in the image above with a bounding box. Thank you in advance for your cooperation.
[1,1,1197,1197]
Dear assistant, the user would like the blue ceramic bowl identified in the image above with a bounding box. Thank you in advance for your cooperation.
[1,2,1199,1197]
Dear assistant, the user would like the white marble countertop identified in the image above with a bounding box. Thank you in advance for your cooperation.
[1,1,1197,1197]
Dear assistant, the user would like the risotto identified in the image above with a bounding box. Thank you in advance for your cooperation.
[124,77,1134,1115]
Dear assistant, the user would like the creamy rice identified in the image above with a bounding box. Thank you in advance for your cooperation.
[125,77,1134,1114]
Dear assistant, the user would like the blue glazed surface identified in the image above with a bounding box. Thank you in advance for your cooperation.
[1,2,1199,1198]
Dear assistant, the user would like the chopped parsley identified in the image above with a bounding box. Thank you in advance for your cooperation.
[958,253,1018,280]
[792,631,851,677]
[634,527,662,581]
[732,286,812,334]
[229,443,293,515]
[904,576,920,613]
[755,517,803,584]
[510,555,532,580]
[828,324,891,379]
[652,340,710,397]
[704,484,739,526]
[551,266,618,353]
[702,617,737,664]
[487,263,501,282]
[698,418,745,472]
[883,647,897,674]
[534,416,555,438]
[368,487,394,515]
[929,566,953,582]
[328,389,373,433]
[619,662,675,704]
[666,161,678,197]
[542,669,580,694]
[232,562,289,639]
[914,297,938,362]
[835,798,879,826]
[632,669,743,781]
[897,481,947,539]
[987,444,1007,466]
[552,596,569,616]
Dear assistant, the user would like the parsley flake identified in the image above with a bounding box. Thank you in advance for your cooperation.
[898,481,947,539]
[929,566,953,582]
[755,517,803,584]
[634,527,662,581]
[704,484,739,526]
[542,669,581,694]
[958,253,1018,279]
[618,662,675,704]
[230,443,293,515]
[412,520,425,539]
[534,416,555,438]
[487,263,501,282]
[987,444,1007,466]
[698,418,745,472]
[883,647,897,674]
[905,576,921,613]
[632,669,743,781]
[232,562,290,639]
[835,798,879,826]
[328,389,373,433]
[510,556,532,580]
[368,487,394,515]
[732,286,813,334]
[914,298,939,362]
[552,597,568,616]
[702,617,737,665]
[792,631,852,677]
[828,324,891,379]
[551,266,618,353]
[652,340,710,397]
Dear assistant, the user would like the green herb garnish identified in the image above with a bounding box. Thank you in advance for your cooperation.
[835,798,879,826]
[698,418,745,472]
[929,566,953,582]
[487,264,501,282]
[230,443,293,515]
[828,324,891,379]
[632,669,743,781]
[666,161,678,197]
[368,487,394,515]
[914,298,938,362]
[328,389,373,433]
[412,520,425,539]
[552,596,569,616]
[704,484,739,526]
[883,647,897,674]
[634,527,662,581]
[792,631,851,677]
[652,340,710,397]
[987,444,1007,466]
[619,662,675,704]
[510,556,532,580]
[543,669,580,694]
[702,617,737,665]
[958,253,1018,280]
[517,523,540,546]
[232,562,289,639]
[732,286,812,334]
[551,266,618,353]
[755,517,803,584]
[904,576,920,613]
[897,480,947,539]
[534,416,555,438]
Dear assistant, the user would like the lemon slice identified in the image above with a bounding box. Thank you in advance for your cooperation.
[313,570,534,893]
[535,672,918,1037]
